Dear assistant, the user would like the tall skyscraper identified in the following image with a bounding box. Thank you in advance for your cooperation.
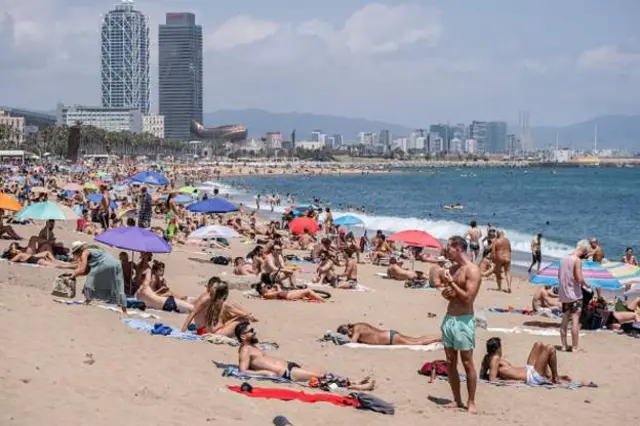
[159,12,203,141]
[469,121,488,153]
[485,121,507,153]
[101,0,150,113]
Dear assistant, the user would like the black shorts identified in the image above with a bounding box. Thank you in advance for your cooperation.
[532,251,542,263]
[162,296,178,312]
[261,273,275,285]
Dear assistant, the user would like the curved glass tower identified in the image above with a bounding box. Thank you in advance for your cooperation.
[100,0,150,114]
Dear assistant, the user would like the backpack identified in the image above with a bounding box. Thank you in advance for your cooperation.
[418,360,448,382]
[211,256,230,265]
[52,274,76,298]
[350,393,395,415]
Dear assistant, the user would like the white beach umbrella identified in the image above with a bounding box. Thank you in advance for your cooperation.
[188,225,240,240]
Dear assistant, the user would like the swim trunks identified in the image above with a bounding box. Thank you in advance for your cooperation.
[532,251,542,263]
[389,329,398,345]
[469,242,480,251]
[440,314,475,351]
[525,365,549,386]
[561,300,582,314]
[162,296,178,312]
[282,362,301,380]
[26,256,39,264]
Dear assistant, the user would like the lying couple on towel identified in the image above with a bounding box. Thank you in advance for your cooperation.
[235,322,374,390]
[337,322,441,346]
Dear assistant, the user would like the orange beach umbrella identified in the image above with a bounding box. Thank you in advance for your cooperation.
[0,193,23,211]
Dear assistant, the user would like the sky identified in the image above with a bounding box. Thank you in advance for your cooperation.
[0,0,639,127]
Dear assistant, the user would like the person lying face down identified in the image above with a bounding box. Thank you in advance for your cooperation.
[336,322,440,346]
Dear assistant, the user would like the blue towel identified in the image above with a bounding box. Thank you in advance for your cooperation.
[121,319,203,342]
[214,362,291,383]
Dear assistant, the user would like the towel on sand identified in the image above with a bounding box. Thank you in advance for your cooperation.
[228,385,359,407]
[435,374,595,390]
[215,363,292,383]
[487,307,562,319]
[375,273,390,279]
[487,327,585,337]
[121,318,202,341]
[53,298,161,319]
[344,342,443,352]
[307,282,373,292]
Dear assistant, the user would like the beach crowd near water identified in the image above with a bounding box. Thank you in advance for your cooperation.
[1,159,639,425]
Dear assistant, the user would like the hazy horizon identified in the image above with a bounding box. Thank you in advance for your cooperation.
[1,0,638,127]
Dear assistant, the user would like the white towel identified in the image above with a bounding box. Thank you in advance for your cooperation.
[486,327,585,337]
[343,342,443,351]
[307,282,373,292]
[375,272,390,279]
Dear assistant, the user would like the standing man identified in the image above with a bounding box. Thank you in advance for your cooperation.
[528,233,543,273]
[558,240,590,352]
[440,235,481,414]
[464,220,482,262]
[492,230,513,293]
[137,187,152,229]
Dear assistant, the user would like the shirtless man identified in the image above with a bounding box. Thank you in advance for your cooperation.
[492,230,512,293]
[261,244,297,288]
[337,322,440,346]
[528,233,542,273]
[256,282,326,303]
[464,220,482,262]
[588,238,605,263]
[481,338,573,386]
[236,322,374,389]
[335,247,359,289]
[119,252,136,296]
[428,256,447,288]
[233,257,256,275]
[312,250,337,284]
[311,238,337,261]
[532,286,561,316]
[440,235,481,414]
[387,257,424,281]
[297,229,314,250]
[135,255,193,312]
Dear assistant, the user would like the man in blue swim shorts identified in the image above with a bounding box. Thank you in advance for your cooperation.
[439,236,482,414]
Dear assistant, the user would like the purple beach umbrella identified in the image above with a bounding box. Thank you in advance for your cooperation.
[95,227,172,253]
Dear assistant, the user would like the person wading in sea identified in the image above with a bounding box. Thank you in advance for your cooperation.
[439,235,482,414]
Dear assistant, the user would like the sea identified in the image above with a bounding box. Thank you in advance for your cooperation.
[195,167,639,270]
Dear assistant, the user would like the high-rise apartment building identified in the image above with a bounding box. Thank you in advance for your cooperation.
[101,0,150,113]
[159,12,203,141]
[469,121,488,153]
[485,121,507,153]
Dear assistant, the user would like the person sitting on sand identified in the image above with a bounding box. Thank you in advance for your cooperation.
[261,244,298,288]
[312,250,337,284]
[334,246,359,289]
[148,260,186,300]
[135,258,193,313]
[33,219,56,253]
[387,257,424,281]
[297,229,315,250]
[2,242,74,269]
[428,256,447,288]
[181,277,257,335]
[480,338,590,386]
[532,286,561,316]
[0,208,22,240]
[337,322,441,346]
[311,237,336,261]
[236,322,374,389]
[234,257,257,275]
[369,235,392,264]
[255,282,326,302]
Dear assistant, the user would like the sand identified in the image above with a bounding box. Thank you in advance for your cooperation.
[1,222,637,426]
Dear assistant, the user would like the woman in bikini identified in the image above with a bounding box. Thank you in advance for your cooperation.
[256,282,326,302]
[180,277,257,336]
[3,242,74,269]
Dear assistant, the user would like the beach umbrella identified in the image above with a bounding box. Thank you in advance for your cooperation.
[95,227,172,253]
[186,198,238,214]
[10,176,39,185]
[63,182,83,192]
[529,261,625,291]
[601,261,640,289]
[188,225,240,240]
[388,230,442,249]
[15,201,79,221]
[84,182,99,191]
[177,186,198,195]
[129,171,170,186]
[333,215,364,226]
[0,193,22,211]
[289,217,320,235]
[86,193,118,210]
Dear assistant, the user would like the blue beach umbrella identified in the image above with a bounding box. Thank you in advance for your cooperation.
[159,194,193,204]
[186,198,238,214]
[16,201,79,221]
[86,193,118,210]
[334,215,364,226]
[129,171,169,186]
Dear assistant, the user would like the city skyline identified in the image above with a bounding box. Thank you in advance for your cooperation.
[0,0,638,127]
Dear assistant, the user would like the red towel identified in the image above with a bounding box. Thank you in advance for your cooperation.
[228,386,359,408]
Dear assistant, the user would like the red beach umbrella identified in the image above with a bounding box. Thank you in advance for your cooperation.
[388,230,442,249]
[289,217,320,235]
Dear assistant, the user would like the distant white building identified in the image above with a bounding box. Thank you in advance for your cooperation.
[464,138,478,154]
[57,103,142,133]
[296,140,325,150]
[429,136,443,153]
[142,113,164,138]
[450,137,462,153]
[551,148,573,163]
[0,110,25,145]
[265,131,283,149]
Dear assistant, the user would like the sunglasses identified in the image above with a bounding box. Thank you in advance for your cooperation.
[243,328,254,334]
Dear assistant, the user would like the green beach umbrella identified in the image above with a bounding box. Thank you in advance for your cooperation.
[177,186,198,195]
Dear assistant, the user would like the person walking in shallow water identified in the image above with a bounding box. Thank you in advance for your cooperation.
[528,233,543,273]
[439,236,481,414]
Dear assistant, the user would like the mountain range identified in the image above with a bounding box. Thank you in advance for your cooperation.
[204,109,640,151]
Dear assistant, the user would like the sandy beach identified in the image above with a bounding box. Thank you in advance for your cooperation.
[0,221,637,426]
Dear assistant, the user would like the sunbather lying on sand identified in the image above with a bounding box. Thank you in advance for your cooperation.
[480,338,591,386]
[2,242,74,269]
[387,257,424,281]
[181,277,257,335]
[236,322,374,390]
[337,322,441,346]
[255,282,326,302]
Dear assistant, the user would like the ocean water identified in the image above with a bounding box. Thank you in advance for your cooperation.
[197,167,639,265]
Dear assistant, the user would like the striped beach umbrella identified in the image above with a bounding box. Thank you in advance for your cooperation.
[529,260,625,291]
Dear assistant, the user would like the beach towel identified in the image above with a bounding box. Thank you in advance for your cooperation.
[344,342,444,352]
[121,318,203,342]
[307,282,373,292]
[0,258,42,268]
[375,272,390,279]
[486,327,585,337]
[52,299,161,319]
[487,307,562,319]
[221,365,291,384]
[201,333,240,346]
[228,385,359,407]
[433,374,595,390]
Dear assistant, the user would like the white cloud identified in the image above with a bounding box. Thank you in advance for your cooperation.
[206,15,279,51]
[576,45,640,73]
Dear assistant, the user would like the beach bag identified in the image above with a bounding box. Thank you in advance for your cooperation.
[418,360,448,382]
[211,256,230,265]
[52,274,76,298]
[350,393,395,415]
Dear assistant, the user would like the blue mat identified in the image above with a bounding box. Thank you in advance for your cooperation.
[122,318,202,342]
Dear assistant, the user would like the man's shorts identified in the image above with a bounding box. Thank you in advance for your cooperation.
[440,314,476,351]
[562,300,582,314]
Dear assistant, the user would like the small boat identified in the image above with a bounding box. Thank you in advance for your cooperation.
[443,204,464,211]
